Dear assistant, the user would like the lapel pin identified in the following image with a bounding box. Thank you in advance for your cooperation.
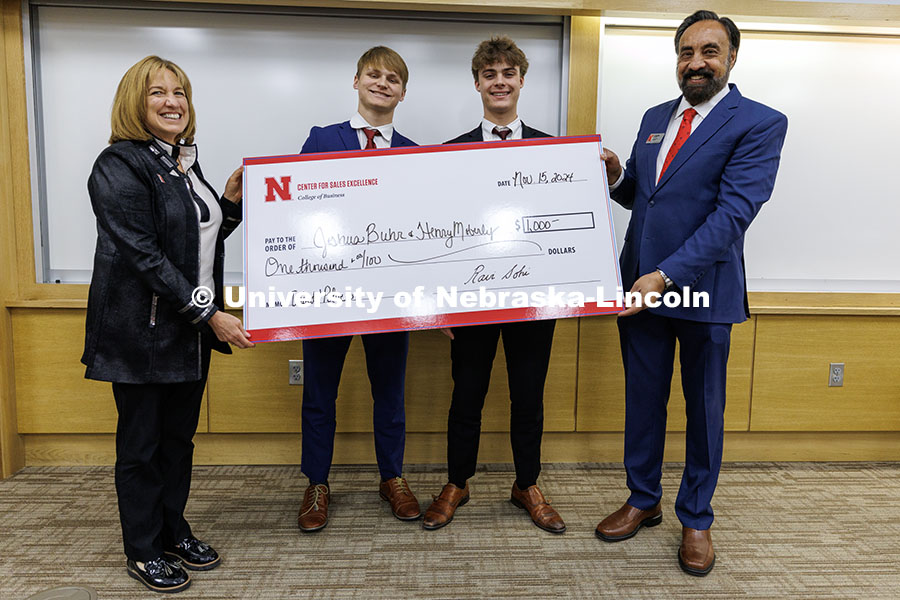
[646,133,665,144]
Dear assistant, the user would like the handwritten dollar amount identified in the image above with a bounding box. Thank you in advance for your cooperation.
[511,170,575,188]
[515,212,597,234]
[516,217,559,233]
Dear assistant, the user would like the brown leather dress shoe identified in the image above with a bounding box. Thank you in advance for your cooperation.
[422,483,469,530]
[379,477,421,521]
[595,502,662,541]
[510,484,566,534]
[679,527,715,576]
[297,483,329,532]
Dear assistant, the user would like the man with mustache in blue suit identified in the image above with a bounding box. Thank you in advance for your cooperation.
[595,11,787,576]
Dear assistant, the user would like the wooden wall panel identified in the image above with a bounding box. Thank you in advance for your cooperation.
[208,336,303,432]
[208,333,420,434]
[576,315,754,432]
[208,318,577,433]
[566,16,601,136]
[12,309,209,433]
[751,315,900,431]
[0,307,19,475]
[14,309,118,433]
[0,0,26,475]
[397,330,452,432]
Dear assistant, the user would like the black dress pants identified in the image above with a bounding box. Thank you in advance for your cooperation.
[112,347,210,562]
[447,319,556,489]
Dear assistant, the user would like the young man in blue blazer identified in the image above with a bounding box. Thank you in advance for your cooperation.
[595,11,788,576]
[422,36,566,536]
[296,46,419,532]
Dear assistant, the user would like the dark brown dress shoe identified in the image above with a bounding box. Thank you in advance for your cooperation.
[510,484,566,534]
[595,502,662,541]
[379,477,421,520]
[679,527,715,576]
[422,483,469,530]
[297,483,329,532]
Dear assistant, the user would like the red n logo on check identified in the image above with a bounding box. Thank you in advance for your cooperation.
[264,176,292,202]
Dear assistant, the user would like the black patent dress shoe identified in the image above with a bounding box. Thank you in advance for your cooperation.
[164,537,221,571]
[126,557,191,593]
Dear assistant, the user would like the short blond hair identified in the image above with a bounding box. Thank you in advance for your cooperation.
[109,56,196,145]
[356,46,409,90]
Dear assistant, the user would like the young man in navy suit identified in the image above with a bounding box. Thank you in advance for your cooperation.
[595,11,787,575]
[422,36,566,535]
[296,46,419,532]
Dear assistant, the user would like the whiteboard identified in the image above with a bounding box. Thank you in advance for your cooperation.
[28,5,565,283]
[597,24,900,293]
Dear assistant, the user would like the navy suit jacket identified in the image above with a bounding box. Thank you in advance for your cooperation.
[445,122,549,144]
[613,84,787,324]
[300,120,417,153]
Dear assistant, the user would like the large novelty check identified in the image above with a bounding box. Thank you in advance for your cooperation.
[242,136,622,342]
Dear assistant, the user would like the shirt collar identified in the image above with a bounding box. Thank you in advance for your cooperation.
[350,113,394,144]
[153,137,197,171]
[481,117,522,141]
[675,84,731,121]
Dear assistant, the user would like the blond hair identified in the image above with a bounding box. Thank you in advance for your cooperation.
[356,46,409,90]
[471,36,529,81]
[109,56,196,144]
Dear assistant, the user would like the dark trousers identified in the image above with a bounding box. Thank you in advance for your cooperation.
[301,331,409,483]
[112,347,210,562]
[617,310,731,530]
[447,319,556,489]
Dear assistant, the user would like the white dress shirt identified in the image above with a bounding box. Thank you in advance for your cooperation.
[481,117,522,141]
[610,85,731,190]
[349,112,394,149]
[155,138,222,293]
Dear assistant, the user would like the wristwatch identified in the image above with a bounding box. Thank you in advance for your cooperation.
[656,268,674,289]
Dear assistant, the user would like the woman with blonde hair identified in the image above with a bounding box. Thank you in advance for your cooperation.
[83,55,253,593]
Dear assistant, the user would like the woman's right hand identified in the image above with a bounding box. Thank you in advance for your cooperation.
[208,310,254,348]
[223,166,243,204]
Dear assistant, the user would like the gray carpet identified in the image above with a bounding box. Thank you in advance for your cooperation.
[1,463,899,599]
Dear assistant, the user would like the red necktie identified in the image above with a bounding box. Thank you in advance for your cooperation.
[492,126,511,140]
[658,108,697,181]
[363,128,382,150]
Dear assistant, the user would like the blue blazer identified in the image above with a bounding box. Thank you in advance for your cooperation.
[300,120,417,153]
[613,84,787,324]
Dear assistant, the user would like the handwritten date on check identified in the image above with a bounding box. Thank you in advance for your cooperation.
[242,136,622,342]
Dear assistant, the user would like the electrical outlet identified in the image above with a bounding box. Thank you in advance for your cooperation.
[828,362,844,387]
[289,360,304,385]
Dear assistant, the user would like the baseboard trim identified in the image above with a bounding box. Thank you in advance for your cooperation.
[21,431,900,467]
